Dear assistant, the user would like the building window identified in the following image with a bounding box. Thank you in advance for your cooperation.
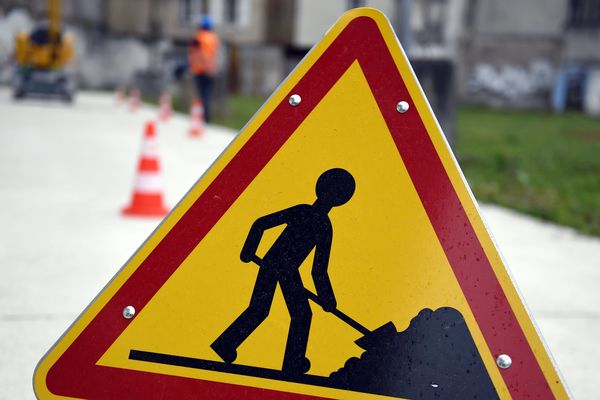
[200,0,209,14]
[567,0,600,29]
[178,0,209,23]
[178,0,192,22]
[225,0,238,23]
[414,0,448,46]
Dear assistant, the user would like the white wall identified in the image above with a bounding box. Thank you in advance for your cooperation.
[475,0,565,37]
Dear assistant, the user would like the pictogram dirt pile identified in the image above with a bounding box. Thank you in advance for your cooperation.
[328,307,499,399]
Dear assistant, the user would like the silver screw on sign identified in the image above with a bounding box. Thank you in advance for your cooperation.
[122,305,136,319]
[396,100,409,113]
[496,354,512,369]
[289,94,302,106]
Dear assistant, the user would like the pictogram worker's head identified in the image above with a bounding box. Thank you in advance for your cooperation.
[315,168,355,207]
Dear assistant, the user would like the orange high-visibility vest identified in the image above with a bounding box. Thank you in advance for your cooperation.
[189,30,219,76]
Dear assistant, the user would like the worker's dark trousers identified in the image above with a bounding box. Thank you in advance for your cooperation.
[213,266,312,372]
[195,74,214,122]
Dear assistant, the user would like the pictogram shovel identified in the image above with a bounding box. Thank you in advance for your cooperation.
[303,288,397,351]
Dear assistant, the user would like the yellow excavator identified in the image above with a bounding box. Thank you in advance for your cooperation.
[13,0,75,101]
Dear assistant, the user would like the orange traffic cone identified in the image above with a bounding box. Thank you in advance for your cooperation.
[122,121,169,217]
[189,98,205,137]
[159,91,172,121]
[129,88,140,112]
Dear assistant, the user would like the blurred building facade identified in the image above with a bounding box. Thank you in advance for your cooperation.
[463,0,600,114]
[2,0,600,115]
[557,0,600,114]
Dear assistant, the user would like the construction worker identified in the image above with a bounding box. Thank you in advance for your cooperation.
[188,15,220,123]
[211,168,356,376]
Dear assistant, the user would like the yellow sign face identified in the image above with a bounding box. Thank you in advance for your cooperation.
[35,8,569,400]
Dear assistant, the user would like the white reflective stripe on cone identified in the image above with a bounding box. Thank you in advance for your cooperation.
[141,140,159,157]
[134,172,163,193]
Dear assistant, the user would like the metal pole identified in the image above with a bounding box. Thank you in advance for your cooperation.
[394,0,413,55]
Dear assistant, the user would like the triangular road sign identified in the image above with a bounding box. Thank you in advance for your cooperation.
[35,8,569,400]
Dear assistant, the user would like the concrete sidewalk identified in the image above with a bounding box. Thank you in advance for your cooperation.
[0,89,598,399]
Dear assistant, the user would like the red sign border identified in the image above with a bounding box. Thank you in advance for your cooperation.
[43,14,554,400]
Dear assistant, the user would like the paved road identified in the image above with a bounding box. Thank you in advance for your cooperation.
[1,89,598,399]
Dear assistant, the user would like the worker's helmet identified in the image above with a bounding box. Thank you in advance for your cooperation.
[198,15,214,30]
[315,168,355,207]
